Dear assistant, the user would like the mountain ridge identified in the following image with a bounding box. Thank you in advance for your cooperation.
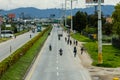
[1,5,114,18]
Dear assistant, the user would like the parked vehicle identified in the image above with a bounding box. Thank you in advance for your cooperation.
[1,30,14,38]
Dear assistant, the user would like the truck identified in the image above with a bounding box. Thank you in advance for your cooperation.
[57,28,63,37]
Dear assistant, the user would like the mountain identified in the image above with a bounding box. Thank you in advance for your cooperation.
[1,5,114,18]
[80,5,115,16]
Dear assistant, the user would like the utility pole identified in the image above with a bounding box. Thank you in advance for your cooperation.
[70,0,77,31]
[70,0,73,31]
[0,16,3,38]
[0,10,2,38]
[0,24,1,38]
[98,0,103,64]
[61,3,64,25]
[65,0,67,26]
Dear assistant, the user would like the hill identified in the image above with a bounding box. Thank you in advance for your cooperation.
[1,5,114,18]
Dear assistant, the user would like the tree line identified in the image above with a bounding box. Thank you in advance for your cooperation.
[66,7,115,36]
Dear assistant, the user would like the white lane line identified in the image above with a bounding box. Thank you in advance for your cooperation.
[57,72,59,76]
[56,60,58,64]
[56,66,59,70]
[57,55,58,60]
[25,33,49,80]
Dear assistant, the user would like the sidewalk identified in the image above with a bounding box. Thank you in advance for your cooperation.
[76,41,120,80]
[63,30,120,80]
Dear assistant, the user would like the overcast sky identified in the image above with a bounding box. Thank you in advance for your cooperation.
[0,0,120,10]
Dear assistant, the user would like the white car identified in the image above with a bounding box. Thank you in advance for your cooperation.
[1,33,14,38]
[1,30,14,38]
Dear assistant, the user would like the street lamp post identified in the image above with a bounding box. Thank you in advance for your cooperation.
[98,0,103,64]
[0,24,1,38]
[65,0,67,26]
[70,0,77,31]
[70,0,73,31]
[0,16,3,38]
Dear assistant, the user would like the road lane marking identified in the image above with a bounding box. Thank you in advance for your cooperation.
[25,36,48,80]
[56,66,59,70]
[56,60,58,64]
[25,52,41,80]
[57,72,59,76]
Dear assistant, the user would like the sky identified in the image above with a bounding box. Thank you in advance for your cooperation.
[0,0,120,10]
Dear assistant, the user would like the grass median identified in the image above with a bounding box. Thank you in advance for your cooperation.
[71,33,92,42]
[0,38,9,43]
[71,32,120,68]
[0,27,51,80]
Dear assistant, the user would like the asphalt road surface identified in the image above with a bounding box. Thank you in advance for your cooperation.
[0,29,39,62]
[25,25,92,80]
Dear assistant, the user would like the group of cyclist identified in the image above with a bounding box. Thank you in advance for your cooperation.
[48,31,84,57]
[49,44,63,56]
[65,35,85,57]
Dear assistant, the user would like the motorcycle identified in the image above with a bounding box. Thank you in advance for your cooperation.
[59,48,63,56]
[49,45,52,51]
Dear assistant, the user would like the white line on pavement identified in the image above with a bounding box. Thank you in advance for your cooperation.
[57,72,59,76]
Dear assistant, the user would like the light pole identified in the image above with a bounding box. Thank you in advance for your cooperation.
[69,0,77,31]
[0,23,1,38]
[65,0,75,31]
[0,10,3,38]
[0,16,3,38]
[65,0,67,26]
[70,0,73,31]
[98,0,103,64]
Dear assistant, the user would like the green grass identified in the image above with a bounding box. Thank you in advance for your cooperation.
[0,28,51,80]
[84,42,120,67]
[0,38,10,43]
[71,33,92,42]
[14,30,29,36]
[71,32,120,68]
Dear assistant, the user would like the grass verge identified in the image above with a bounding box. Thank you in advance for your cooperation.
[0,38,10,43]
[71,33,92,42]
[84,42,120,67]
[14,30,29,36]
[0,27,51,80]
[0,30,29,43]
[71,32,120,68]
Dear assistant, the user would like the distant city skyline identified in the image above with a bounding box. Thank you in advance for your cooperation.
[0,0,120,10]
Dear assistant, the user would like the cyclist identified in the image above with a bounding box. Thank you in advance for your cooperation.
[73,46,77,57]
[49,44,52,51]
[59,48,63,56]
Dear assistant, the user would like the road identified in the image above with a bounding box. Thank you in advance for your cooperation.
[25,26,92,80]
[0,29,39,62]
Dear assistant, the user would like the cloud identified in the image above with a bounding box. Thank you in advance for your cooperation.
[0,0,120,10]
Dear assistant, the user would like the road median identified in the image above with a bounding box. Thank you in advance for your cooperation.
[0,26,52,80]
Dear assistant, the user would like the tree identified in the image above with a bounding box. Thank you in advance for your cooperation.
[73,11,87,32]
[103,23,112,35]
[87,11,106,29]
[112,3,120,39]
[87,12,98,28]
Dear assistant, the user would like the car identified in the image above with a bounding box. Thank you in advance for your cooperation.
[1,30,14,38]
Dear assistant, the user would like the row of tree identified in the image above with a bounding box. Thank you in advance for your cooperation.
[66,6,115,36]
[112,3,120,39]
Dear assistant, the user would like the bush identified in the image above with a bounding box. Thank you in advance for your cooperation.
[112,38,120,48]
